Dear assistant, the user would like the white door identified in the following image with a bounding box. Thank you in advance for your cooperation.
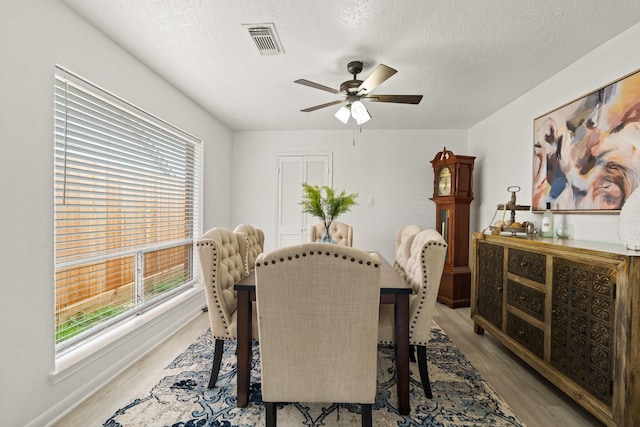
[277,153,332,247]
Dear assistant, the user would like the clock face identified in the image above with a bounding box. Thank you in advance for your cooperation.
[438,167,452,196]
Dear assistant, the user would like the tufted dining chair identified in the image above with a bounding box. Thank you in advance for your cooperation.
[254,243,381,426]
[309,221,353,246]
[233,224,265,273]
[393,224,422,277]
[196,227,258,388]
[378,229,447,399]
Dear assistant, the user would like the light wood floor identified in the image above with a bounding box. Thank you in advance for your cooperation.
[54,304,604,426]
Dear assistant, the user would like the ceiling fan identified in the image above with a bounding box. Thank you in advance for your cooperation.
[294,60,423,125]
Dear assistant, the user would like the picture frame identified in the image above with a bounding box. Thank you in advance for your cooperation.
[532,68,640,212]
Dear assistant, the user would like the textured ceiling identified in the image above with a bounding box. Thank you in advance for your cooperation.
[60,0,640,131]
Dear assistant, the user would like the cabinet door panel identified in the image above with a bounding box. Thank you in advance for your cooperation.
[550,257,615,406]
[477,241,504,330]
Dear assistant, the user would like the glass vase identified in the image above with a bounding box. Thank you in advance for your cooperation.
[321,223,336,243]
[618,188,640,250]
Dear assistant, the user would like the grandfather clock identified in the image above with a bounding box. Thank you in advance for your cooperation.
[429,148,475,308]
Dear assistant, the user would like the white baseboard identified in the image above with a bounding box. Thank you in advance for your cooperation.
[27,289,205,427]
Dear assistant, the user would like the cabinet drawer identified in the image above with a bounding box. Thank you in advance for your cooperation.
[507,280,545,321]
[508,248,546,284]
[506,312,544,358]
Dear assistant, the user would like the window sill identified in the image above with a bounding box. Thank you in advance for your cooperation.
[50,286,202,384]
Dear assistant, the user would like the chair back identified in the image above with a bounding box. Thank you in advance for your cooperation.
[196,227,248,339]
[255,243,381,404]
[378,229,446,346]
[310,221,353,246]
[394,224,422,276]
[405,230,447,345]
[234,224,265,273]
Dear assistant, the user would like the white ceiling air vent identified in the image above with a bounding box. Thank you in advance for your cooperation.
[243,23,284,55]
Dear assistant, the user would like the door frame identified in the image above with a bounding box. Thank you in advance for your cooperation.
[276,151,333,247]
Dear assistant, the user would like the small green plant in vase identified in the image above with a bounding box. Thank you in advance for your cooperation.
[301,183,358,243]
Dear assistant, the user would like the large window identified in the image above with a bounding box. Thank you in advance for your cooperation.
[54,67,202,355]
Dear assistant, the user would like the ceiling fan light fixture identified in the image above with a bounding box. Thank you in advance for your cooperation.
[334,105,351,124]
[355,114,371,125]
[351,100,371,125]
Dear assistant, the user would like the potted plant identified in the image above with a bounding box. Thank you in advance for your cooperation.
[301,183,358,243]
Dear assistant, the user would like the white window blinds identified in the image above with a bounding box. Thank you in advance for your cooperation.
[54,68,202,353]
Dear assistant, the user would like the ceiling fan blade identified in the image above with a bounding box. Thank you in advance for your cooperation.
[356,64,397,95]
[301,99,346,112]
[294,79,341,94]
[366,94,423,104]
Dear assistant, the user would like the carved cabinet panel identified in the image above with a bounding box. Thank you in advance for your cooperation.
[471,233,639,427]
[476,241,504,330]
[551,257,615,406]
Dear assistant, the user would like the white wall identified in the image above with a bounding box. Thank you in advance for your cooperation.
[0,1,232,425]
[4,0,638,424]
[469,21,640,243]
[231,129,468,262]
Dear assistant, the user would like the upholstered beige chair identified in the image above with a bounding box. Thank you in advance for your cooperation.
[309,221,353,246]
[196,227,258,388]
[379,229,447,399]
[233,224,265,273]
[394,224,422,277]
[255,243,381,426]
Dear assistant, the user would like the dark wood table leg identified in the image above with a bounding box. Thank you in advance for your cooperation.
[236,290,252,408]
[395,293,410,415]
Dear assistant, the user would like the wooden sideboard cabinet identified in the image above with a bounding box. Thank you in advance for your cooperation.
[471,233,640,427]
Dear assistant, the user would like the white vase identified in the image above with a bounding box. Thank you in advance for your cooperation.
[618,187,640,250]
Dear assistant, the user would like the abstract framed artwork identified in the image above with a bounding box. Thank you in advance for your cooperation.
[532,68,640,212]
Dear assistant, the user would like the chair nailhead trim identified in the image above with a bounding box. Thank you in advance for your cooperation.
[258,251,379,268]
[199,242,231,335]
[410,246,430,336]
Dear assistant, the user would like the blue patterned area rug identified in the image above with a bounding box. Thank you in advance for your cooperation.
[104,324,525,426]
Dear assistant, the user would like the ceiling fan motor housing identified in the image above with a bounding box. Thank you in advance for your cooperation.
[342,60,364,94]
[347,60,363,75]
[340,79,363,94]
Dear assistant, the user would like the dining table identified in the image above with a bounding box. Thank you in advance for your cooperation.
[233,252,413,415]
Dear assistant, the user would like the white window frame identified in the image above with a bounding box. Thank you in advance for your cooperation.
[53,66,203,358]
